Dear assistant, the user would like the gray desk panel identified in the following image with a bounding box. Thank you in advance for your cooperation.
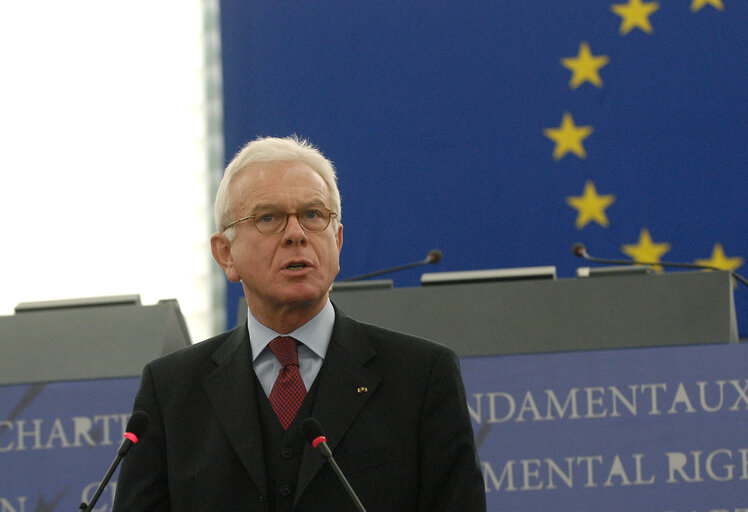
[0,300,191,385]
[331,271,738,356]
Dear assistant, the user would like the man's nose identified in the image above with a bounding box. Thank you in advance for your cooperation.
[283,213,307,245]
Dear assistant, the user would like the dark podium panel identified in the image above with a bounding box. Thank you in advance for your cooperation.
[0,297,192,385]
[330,271,738,356]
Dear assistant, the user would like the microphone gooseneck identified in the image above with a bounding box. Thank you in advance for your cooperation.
[301,417,368,512]
[79,411,150,512]
[572,243,748,288]
[341,249,443,282]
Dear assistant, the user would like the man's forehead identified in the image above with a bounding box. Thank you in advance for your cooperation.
[231,161,330,204]
[236,160,324,185]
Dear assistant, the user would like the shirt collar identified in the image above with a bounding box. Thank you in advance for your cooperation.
[247,299,335,362]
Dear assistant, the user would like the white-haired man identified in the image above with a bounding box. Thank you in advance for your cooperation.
[113,136,486,511]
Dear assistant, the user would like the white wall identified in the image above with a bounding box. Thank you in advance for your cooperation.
[0,1,224,342]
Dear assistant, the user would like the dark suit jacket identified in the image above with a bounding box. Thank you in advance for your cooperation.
[113,308,486,511]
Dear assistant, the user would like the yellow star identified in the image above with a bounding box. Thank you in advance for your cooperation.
[621,228,671,271]
[691,0,724,11]
[566,181,616,229]
[611,0,660,35]
[543,112,594,160]
[561,42,610,89]
[695,243,744,272]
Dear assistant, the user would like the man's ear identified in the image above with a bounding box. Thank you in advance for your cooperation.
[210,233,241,282]
[335,223,343,253]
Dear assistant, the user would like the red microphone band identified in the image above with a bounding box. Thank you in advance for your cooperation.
[311,435,326,449]
[124,432,140,444]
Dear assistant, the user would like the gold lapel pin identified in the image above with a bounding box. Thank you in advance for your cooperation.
[357,387,368,394]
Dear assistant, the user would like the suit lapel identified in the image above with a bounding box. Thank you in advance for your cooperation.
[201,326,267,498]
[295,312,381,503]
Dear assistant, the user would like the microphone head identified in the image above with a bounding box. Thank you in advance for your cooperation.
[126,411,150,438]
[301,417,325,444]
[427,249,443,264]
[571,243,587,258]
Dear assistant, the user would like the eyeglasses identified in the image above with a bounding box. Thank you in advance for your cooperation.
[223,208,337,235]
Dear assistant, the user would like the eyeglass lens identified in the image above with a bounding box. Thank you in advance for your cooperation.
[254,209,331,234]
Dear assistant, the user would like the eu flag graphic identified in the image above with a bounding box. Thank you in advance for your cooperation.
[220,1,747,334]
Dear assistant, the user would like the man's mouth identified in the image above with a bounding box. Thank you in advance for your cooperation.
[286,262,308,270]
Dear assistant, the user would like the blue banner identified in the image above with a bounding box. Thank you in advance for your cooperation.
[0,378,139,512]
[220,0,747,334]
[462,343,748,510]
[3,343,746,510]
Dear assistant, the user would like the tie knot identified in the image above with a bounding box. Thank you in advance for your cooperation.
[269,336,300,367]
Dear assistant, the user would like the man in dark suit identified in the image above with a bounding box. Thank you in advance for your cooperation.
[113,136,486,511]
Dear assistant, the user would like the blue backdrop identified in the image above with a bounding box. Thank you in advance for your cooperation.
[462,342,748,510]
[219,1,747,332]
[2,344,746,510]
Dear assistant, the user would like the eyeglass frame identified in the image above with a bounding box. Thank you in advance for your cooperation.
[222,207,338,235]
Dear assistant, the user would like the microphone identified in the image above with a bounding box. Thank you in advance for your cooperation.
[301,418,368,512]
[341,249,442,282]
[572,243,748,288]
[79,411,150,512]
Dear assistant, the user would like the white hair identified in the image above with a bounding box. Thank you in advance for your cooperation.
[214,135,342,240]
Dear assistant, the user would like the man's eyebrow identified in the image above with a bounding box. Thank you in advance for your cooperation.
[303,199,327,209]
[250,202,280,213]
[250,199,328,212]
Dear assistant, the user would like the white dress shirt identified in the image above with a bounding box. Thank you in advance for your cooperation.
[247,300,334,396]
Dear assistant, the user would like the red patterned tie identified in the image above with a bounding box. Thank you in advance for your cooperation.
[268,336,307,429]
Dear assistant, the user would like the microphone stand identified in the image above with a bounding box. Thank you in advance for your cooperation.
[78,411,148,512]
[342,250,441,282]
[78,451,122,511]
[302,418,368,512]
[573,243,748,288]
[320,451,367,512]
